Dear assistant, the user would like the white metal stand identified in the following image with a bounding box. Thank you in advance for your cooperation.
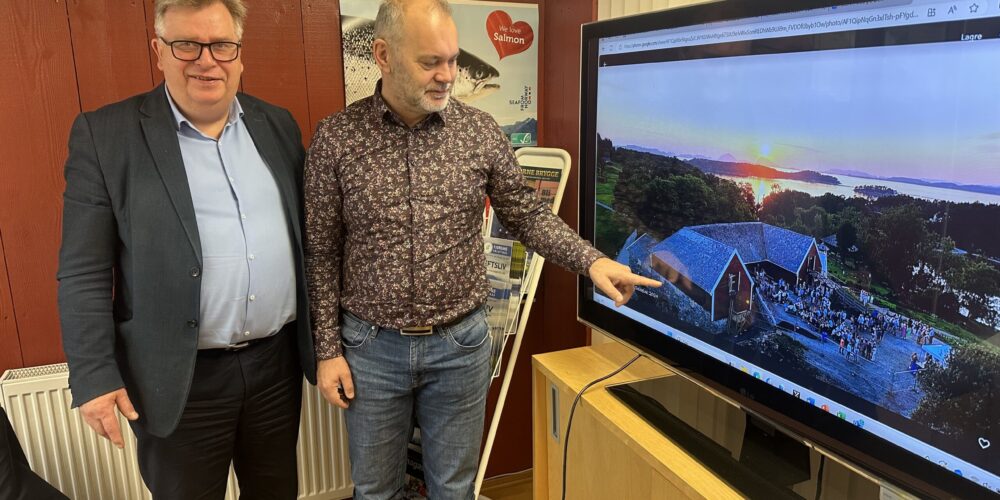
[474,147,572,496]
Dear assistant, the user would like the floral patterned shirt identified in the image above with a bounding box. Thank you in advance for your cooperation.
[304,83,605,359]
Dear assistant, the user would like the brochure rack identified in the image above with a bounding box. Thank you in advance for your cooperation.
[475,147,572,496]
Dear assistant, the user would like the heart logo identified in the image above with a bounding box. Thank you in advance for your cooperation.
[979,437,991,449]
[486,10,534,60]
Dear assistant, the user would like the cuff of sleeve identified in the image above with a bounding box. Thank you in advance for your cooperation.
[316,348,344,361]
[576,246,608,276]
[313,327,344,360]
[68,365,125,409]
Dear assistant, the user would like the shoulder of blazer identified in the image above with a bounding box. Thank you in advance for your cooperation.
[237,92,290,127]
[85,87,161,122]
[237,93,304,166]
[73,87,171,146]
[65,89,169,175]
[237,92,288,118]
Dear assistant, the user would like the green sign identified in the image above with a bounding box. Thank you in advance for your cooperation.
[511,132,532,145]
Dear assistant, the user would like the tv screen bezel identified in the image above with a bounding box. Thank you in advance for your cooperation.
[576,1,998,498]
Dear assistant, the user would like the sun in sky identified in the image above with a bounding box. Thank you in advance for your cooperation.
[757,142,772,161]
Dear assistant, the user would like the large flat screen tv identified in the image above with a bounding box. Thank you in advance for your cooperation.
[577,0,1000,497]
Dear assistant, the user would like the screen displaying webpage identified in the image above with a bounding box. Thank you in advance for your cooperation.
[592,0,1000,493]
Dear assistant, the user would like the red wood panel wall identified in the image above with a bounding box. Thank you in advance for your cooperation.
[0,0,594,479]
[301,0,346,133]
[0,1,82,369]
[67,1,154,112]
[0,229,21,370]
[240,0,313,138]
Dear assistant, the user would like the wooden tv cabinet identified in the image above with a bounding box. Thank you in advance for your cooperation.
[531,341,743,499]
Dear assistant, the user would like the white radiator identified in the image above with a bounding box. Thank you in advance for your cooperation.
[0,364,352,500]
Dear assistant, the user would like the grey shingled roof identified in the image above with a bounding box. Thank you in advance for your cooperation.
[687,222,814,275]
[650,229,736,293]
[689,222,766,263]
[762,224,816,273]
[617,232,660,266]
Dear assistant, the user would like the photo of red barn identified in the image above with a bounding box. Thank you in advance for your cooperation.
[649,222,820,322]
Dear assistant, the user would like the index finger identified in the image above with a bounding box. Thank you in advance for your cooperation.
[624,274,662,287]
[100,413,125,449]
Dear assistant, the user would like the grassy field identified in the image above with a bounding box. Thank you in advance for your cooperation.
[594,163,631,257]
[596,207,631,257]
[873,296,982,347]
[827,257,891,296]
[596,163,621,207]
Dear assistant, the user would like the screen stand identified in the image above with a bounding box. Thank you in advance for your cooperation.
[607,375,882,499]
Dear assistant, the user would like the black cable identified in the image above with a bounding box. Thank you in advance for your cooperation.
[561,352,642,500]
[815,454,827,500]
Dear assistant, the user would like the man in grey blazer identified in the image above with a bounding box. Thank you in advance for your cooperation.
[57,1,315,497]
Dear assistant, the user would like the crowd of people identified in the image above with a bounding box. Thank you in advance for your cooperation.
[756,271,842,336]
[754,270,942,368]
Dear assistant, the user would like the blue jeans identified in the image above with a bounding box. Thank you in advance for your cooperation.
[341,306,492,500]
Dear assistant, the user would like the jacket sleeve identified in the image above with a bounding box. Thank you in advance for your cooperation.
[303,118,345,360]
[57,113,124,408]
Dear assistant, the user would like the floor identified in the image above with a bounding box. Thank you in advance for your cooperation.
[480,469,532,500]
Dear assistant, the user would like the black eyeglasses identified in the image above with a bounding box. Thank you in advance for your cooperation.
[159,37,242,62]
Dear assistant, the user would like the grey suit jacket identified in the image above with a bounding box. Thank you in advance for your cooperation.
[57,84,317,437]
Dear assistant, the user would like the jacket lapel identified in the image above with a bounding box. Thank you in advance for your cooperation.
[139,84,202,263]
[241,102,303,245]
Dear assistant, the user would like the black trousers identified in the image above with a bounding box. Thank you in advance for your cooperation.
[132,323,303,500]
[0,408,68,500]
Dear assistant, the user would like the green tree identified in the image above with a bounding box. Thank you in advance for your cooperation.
[913,344,1000,439]
[638,174,712,237]
[597,134,614,164]
[612,149,756,239]
[861,204,931,289]
[817,192,847,215]
[794,205,831,238]
[947,258,1000,325]
[759,189,813,227]
[836,220,859,254]
[708,178,757,224]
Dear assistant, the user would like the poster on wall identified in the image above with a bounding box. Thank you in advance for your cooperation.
[340,0,538,146]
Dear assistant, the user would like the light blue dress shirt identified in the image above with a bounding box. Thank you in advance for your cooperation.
[165,87,296,349]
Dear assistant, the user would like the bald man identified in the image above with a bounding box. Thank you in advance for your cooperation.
[303,0,660,497]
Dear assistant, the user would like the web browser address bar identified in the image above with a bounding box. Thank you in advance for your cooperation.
[605,1,994,53]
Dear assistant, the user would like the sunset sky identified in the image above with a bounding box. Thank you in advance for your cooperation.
[597,39,1000,187]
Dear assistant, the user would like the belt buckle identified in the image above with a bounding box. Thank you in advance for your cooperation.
[399,326,434,336]
[224,341,251,351]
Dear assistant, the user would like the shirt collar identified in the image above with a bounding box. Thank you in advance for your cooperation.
[372,79,450,129]
[164,85,243,133]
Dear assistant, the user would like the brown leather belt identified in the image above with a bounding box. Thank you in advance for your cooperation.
[398,307,479,336]
[399,326,434,336]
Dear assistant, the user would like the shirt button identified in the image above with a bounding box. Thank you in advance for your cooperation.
[249,294,256,301]
[241,213,247,220]
[248,254,255,261]
[187,319,198,328]
[228,176,235,182]
[243,331,251,336]
[189,266,201,278]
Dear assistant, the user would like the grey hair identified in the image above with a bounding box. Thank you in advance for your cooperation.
[154,0,248,39]
[374,0,452,46]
